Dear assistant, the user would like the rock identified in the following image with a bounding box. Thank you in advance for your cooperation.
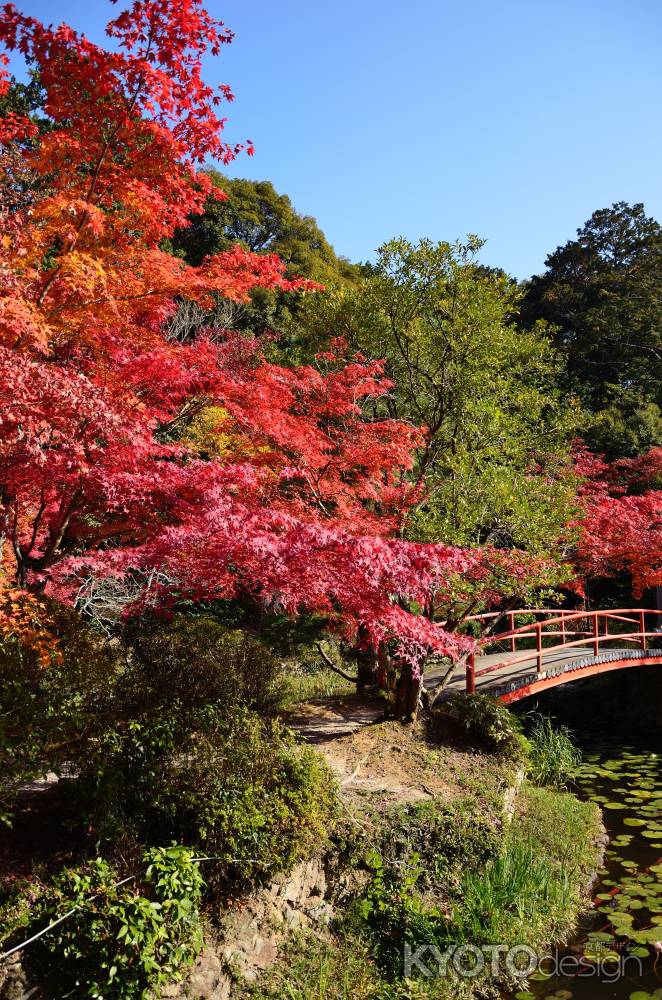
[162,947,232,999]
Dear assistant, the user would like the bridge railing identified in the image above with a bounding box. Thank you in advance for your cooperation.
[465,608,589,653]
[464,608,662,693]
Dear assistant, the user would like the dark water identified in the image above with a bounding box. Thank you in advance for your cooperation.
[519,736,662,1000]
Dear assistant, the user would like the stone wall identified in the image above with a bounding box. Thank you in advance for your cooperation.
[164,856,334,1000]
[0,856,336,1000]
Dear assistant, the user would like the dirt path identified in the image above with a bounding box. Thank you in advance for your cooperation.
[283,696,485,815]
[282,694,385,744]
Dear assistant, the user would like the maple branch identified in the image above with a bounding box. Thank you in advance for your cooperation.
[421,658,456,709]
[156,396,210,437]
[315,642,358,683]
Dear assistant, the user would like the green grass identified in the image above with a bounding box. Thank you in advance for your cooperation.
[279,665,356,706]
[526,715,581,788]
[241,933,475,1000]
[515,784,603,886]
[477,783,602,950]
[240,780,603,1000]
[455,832,573,946]
[0,877,41,947]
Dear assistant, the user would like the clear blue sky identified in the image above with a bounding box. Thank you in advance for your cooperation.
[5,0,662,277]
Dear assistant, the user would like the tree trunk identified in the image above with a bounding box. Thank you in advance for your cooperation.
[353,624,378,694]
[394,660,424,722]
[355,649,377,695]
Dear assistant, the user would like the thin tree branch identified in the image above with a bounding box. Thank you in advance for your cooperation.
[315,642,358,683]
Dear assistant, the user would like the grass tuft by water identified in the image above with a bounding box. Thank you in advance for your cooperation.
[526,714,582,788]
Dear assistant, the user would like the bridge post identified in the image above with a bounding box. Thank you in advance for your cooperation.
[592,613,599,656]
[640,610,647,651]
[466,649,476,694]
[509,611,515,653]
[536,623,542,673]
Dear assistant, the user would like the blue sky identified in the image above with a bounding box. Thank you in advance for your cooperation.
[5,0,662,277]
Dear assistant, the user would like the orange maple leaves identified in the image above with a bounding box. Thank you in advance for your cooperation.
[0,0,315,355]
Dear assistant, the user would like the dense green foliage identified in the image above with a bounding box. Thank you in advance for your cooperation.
[0,615,337,993]
[246,784,601,998]
[122,614,285,717]
[0,612,284,826]
[376,783,599,980]
[0,603,115,826]
[289,236,578,551]
[168,171,362,344]
[430,693,525,757]
[1,614,336,895]
[28,846,204,999]
[522,202,662,458]
[376,796,503,889]
[79,707,336,894]
[171,170,359,282]
[355,850,450,972]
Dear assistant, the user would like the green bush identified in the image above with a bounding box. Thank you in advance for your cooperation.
[28,845,203,999]
[375,797,502,892]
[0,602,116,826]
[354,851,451,975]
[2,604,336,901]
[349,796,503,978]
[526,714,581,787]
[122,615,284,718]
[78,707,338,894]
[430,693,524,758]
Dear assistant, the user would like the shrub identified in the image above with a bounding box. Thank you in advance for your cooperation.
[0,602,116,825]
[354,851,451,975]
[122,615,284,717]
[28,845,203,999]
[526,714,581,787]
[350,797,503,978]
[78,707,338,895]
[430,693,524,758]
[376,797,502,893]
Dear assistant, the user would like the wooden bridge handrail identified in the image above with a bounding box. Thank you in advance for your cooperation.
[476,608,662,649]
[477,629,592,647]
[466,608,576,621]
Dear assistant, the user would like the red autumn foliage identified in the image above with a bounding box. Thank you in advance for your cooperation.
[0,0,560,668]
[0,0,314,355]
[574,447,662,597]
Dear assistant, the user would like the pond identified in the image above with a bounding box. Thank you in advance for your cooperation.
[516,736,662,1000]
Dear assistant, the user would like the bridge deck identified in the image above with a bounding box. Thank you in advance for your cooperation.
[427,646,662,702]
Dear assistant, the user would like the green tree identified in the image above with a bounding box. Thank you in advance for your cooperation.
[173,170,357,281]
[291,237,578,553]
[168,171,360,344]
[0,72,49,215]
[521,202,662,457]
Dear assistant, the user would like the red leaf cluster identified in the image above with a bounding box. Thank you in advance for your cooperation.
[574,447,662,596]
[0,1,559,664]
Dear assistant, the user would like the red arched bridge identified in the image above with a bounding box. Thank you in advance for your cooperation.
[443,609,662,704]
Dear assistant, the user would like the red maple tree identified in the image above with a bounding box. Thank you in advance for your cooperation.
[0,0,561,714]
[574,447,662,597]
